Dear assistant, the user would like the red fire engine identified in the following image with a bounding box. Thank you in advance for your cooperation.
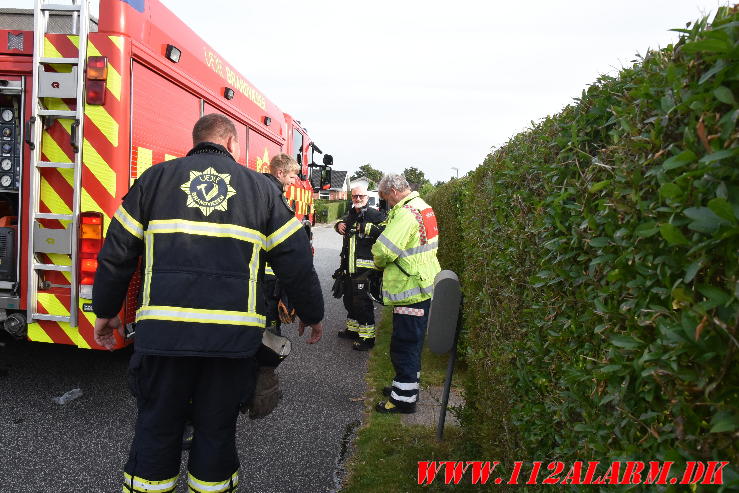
[0,0,332,349]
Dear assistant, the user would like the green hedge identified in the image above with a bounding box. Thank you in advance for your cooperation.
[428,6,739,479]
[314,199,349,223]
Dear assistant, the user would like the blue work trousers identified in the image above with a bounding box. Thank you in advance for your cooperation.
[388,299,431,410]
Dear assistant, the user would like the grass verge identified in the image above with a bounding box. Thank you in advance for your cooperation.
[341,306,476,493]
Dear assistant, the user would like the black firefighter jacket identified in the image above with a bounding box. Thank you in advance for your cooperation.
[335,205,386,275]
[92,142,323,358]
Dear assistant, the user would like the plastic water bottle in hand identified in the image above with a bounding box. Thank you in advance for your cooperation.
[53,388,83,405]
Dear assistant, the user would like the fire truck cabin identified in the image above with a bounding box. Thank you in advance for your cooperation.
[0,0,332,349]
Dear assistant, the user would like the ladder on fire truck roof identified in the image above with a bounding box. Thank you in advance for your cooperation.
[26,0,90,328]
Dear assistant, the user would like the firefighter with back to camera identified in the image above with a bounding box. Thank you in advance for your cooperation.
[92,114,324,491]
[334,182,386,350]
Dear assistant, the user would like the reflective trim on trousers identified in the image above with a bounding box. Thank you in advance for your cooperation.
[358,323,375,338]
[392,380,419,391]
[391,390,417,403]
[187,470,239,493]
[122,472,177,493]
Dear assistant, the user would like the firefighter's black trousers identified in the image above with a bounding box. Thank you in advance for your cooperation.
[125,353,257,487]
[342,271,374,327]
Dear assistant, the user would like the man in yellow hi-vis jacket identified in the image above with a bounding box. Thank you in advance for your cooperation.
[93,114,323,492]
[371,173,440,413]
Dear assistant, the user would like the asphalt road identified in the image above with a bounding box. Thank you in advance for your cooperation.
[0,223,371,492]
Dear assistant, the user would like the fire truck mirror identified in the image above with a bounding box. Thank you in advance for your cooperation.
[320,168,332,190]
[322,154,333,167]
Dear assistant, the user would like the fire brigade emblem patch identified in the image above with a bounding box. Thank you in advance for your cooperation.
[180,167,236,216]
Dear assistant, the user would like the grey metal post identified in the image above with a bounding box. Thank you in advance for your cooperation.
[436,305,462,441]
[437,298,462,441]
[426,270,463,441]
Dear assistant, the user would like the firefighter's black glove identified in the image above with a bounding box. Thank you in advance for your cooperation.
[277,299,296,324]
[241,366,282,419]
[332,268,345,298]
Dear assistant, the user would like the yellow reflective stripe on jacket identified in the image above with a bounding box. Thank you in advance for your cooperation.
[397,241,438,258]
[114,205,143,239]
[356,258,379,269]
[382,284,435,303]
[375,226,438,260]
[187,470,239,493]
[248,246,260,314]
[348,235,356,274]
[376,234,403,258]
[148,219,265,246]
[265,263,275,276]
[136,305,265,326]
[265,217,302,251]
[143,232,154,306]
[123,472,177,493]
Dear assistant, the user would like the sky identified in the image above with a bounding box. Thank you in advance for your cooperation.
[5,0,725,183]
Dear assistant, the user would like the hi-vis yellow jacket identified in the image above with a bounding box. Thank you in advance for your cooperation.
[93,142,323,357]
[371,192,441,306]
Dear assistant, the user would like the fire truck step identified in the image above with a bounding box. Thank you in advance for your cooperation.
[32,313,71,323]
[34,212,74,221]
[33,263,73,272]
[36,161,76,169]
[40,4,82,12]
[37,109,77,119]
[40,57,80,65]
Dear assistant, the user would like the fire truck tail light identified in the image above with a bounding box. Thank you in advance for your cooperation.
[86,80,106,105]
[79,212,104,289]
[87,56,108,80]
[80,218,102,237]
[86,57,108,105]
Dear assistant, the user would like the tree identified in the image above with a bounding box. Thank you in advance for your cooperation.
[350,164,383,189]
[403,166,429,188]
[419,182,435,198]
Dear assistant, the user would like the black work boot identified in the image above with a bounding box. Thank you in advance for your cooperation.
[353,337,375,351]
[337,329,360,340]
[375,400,416,414]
